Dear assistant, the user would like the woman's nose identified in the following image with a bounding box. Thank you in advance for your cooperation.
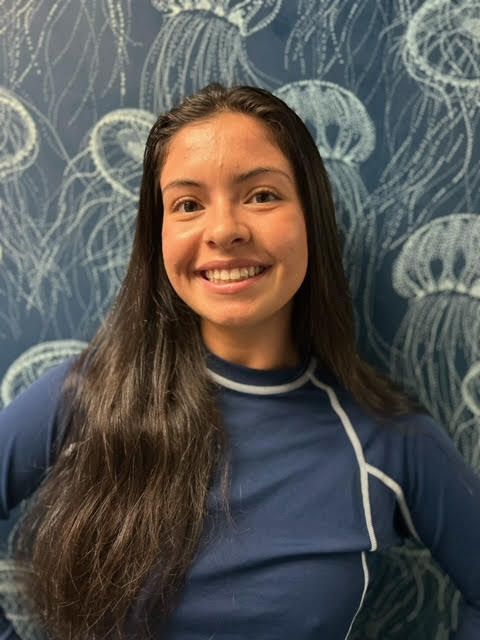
[204,202,251,247]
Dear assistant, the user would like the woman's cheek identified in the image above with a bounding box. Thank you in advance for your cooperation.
[162,226,199,277]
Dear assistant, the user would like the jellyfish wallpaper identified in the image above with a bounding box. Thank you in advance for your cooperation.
[0,1,479,638]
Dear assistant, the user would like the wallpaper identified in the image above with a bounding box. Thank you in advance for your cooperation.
[0,1,479,638]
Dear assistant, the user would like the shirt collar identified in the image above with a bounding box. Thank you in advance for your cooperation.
[203,343,317,394]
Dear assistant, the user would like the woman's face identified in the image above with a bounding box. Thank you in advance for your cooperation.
[160,111,308,347]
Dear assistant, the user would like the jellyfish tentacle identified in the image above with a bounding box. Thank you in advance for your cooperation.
[390,214,480,430]
[227,0,283,37]
[53,109,154,334]
[140,6,280,113]
[462,362,480,417]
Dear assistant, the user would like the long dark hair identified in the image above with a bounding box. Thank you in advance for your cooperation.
[12,83,422,640]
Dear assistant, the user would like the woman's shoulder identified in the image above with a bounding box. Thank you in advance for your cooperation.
[0,356,79,517]
[1,356,77,415]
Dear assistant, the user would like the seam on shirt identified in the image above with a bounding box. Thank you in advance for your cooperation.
[366,463,422,544]
[309,374,378,551]
[344,551,370,640]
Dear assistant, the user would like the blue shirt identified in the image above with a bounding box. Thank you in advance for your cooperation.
[1,349,480,639]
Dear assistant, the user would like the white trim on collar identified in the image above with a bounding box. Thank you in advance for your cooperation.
[206,356,318,395]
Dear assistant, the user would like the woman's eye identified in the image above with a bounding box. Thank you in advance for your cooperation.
[172,191,277,212]
[174,199,200,213]
[250,190,277,203]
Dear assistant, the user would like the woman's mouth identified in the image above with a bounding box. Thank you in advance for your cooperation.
[197,266,271,294]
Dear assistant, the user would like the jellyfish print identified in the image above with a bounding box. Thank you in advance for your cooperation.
[452,362,480,470]
[0,339,87,408]
[462,362,480,420]
[403,0,480,132]
[0,89,37,178]
[54,109,155,335]
[382,0,480,216]
[140,0,282,113]
[400,0,480,199]
[1,0,133,132]
[283,0,342,77]
[390,214,480,430]
[350,542,458,639]
[274,80,375,302]
[0,87,39,338]
[284,0,389,99]
[88,108,153,200]
[362,0,480,281]
[0,0,44,89]
[0,86,79,340]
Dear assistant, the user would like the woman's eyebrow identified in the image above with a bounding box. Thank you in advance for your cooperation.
[161,166,292,194]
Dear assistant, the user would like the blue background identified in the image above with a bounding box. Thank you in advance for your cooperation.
[1,1,479,637]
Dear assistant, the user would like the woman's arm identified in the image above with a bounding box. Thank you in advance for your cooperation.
[0,615,22,639]
[404,415,480,639]
[0,360,73,639]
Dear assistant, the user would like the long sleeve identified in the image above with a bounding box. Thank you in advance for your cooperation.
[403,415,480,639]
[0,620,21,640]
[0,359,73,640]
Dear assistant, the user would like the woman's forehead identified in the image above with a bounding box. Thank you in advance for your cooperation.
[160,113,290,183]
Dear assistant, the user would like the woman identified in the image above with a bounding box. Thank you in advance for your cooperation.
[1,83,479,640]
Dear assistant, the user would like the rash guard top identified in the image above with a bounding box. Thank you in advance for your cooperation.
[1,348,480,639]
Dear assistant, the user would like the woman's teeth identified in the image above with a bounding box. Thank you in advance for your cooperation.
[204,265,266,283]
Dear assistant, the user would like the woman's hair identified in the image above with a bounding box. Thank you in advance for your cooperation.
[12,83,423,640]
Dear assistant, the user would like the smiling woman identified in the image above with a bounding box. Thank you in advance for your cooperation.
[160,111,308,369]
[2,83,480,640]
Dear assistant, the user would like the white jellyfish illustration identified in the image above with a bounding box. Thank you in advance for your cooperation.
[274,80,375,306]
[350,542,458,639]
[452,362,480,470]
[284,0,388,93]
[284,0,342,76]
[361,0,480,282]
[0,88,43,338]
[0,88,38,330]
[403,0,480,118]
[396,0,480,221]
[275,80,375,231]
[381,0,480,210]
[54,109,155,334]
[140,0,282,113]
[462,362,480,418]
[1,0,133,130]
[390,214,480,430]
[0,339,87,408]
[0,86,92,340]
[0,89,38,178]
